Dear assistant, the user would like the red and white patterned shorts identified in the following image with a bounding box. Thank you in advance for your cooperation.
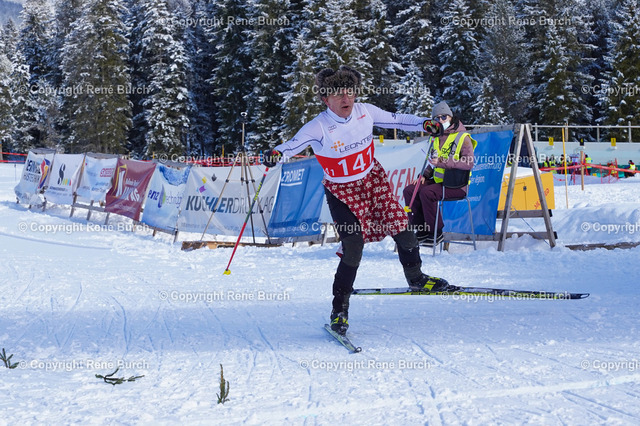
[323,159,408,243]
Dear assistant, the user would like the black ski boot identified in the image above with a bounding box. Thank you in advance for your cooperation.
[408,273,452,292]
[330,310,349,335]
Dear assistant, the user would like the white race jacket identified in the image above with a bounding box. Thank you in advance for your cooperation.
[275,103,426,183]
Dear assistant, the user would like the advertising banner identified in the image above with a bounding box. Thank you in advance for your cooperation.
[105,158,156,221]
[140,163,190,232]
[442,130,513,235]
[75,154,119,203]
[43,153,84,205]
[14,149,56,206]
[376,139,432,205]
[176,164,280,236]
[268,158,326,237]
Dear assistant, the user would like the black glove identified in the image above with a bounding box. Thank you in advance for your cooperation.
[262,149,282,168]
[423,119,443,137]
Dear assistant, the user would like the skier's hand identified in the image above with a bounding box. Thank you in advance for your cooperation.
[262,149,282,168]
[423,119,443,137]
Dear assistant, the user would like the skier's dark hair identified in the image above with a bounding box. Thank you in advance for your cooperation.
[314,65,362,100]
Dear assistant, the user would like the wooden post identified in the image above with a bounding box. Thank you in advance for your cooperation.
[497,124,556,251]
[87,200,93,221]
[524,124,556,248]
[497,125,524,252]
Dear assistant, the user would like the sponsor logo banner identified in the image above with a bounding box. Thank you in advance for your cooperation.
[75,155,118,203]
[140,163,190,232]
[43,154,84,205]
[14,150,55,206]
[268,158,326,237]
[176,165,279,236]
[105,158,156,221]
[442,130,513,235]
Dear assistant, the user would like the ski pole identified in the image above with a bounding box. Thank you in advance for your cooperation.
[223,166,271,275]
[405,136,434,213]
[404,175,422,213]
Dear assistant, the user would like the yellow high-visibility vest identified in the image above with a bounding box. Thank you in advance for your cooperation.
[431,132,477,183]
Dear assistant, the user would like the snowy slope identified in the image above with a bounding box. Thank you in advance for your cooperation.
[1,163,640,424]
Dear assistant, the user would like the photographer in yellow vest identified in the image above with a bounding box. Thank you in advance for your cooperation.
[403,101,477,245]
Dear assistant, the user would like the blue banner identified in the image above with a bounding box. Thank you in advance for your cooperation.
[443,130,513,235]
[268,158,325,237]
[141,163,190,232]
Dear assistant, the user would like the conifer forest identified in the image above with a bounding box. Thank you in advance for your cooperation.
[0,0,638,158]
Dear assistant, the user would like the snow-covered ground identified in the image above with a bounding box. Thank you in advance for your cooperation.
[1,162,640,424]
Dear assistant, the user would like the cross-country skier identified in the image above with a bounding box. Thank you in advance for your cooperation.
[262,65,450,335]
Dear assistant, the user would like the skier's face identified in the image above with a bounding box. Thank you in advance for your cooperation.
[323,88,356,118]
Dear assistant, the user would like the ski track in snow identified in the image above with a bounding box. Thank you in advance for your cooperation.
[2,165,640,423]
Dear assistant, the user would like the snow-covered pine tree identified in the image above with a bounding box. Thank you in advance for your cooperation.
[9,50,36,152]
[50,0,84,88]
[602,0,640,141]
[126,0,147,155]
[391,0,437,118]
[246,0,296,152]
[584,0,614,124]
[0,52,16,150]
[15,0,56,148]
[535,25,569,128]
[186,0,218,156]
[4,19,36,152]
[515,0,547,123]
[353,0,399,113]
[524,0,595,133]
[18,0,54,87]
[466,0,490,40]
[472,77,507,124]
[32,80,62,148]
[391,0,435,73]
[280,29,322,142]
[2,22,23,149]
[435,0,480,121]
[1,19,19,60]
[395,61,433,117]
[314,0,371,88]
[476,0,530,123]
[207,0,253,154]
[136,0,191,158]
[535,4,594,140]
[60,0,131,153]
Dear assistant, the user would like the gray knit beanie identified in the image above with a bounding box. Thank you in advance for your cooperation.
[432,101,453,118]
